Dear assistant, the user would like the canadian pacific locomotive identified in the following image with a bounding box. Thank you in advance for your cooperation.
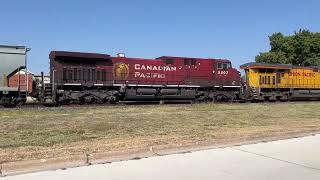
[44,51,241,104]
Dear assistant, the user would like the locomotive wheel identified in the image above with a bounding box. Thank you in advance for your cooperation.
[97,99,106,104]
[215,94,225,102]
[106,95,119,104]
[79,98,85,105]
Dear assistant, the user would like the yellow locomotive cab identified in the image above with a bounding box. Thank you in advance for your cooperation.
[240,62,320,101]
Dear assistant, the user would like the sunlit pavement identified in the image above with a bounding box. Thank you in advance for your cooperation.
[3,134,320,180]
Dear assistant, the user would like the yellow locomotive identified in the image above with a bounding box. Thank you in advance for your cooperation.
[240,62,320,101]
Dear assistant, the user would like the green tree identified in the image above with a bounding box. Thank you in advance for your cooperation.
[255,29,320,66]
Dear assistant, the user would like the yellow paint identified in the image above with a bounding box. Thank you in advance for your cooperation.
[244,67,320,89]
[113,62,129,80]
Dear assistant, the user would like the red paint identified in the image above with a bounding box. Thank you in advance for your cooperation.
[50,51,241,87]
[8,73,33,93]
[110,56,240,87]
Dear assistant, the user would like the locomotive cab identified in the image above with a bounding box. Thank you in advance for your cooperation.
[240,62,290,101]
[213,60,241,88]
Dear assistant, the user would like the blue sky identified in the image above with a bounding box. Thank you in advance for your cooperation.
[1,0,319,73]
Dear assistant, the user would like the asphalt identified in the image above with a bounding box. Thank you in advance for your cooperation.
[3,134,320,180]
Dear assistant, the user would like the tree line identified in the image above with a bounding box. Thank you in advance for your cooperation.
[255,29,320,66]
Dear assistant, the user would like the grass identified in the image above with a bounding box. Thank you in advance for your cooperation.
[1,102,320,162]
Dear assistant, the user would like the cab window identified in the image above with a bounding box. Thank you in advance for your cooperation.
[217,63,231,70]
[223,63,228,70]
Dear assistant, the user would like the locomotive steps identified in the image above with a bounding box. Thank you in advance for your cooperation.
[1,102,320,176]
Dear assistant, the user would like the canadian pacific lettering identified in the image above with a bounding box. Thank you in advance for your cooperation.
[134,64,177,79]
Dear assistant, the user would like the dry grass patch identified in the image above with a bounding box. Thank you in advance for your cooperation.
[0,102,320,162]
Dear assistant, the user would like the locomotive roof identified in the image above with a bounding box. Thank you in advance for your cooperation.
[50,51,111,61]
[49,51,230,62]
[240,62,320,70]
[157,56,230,62]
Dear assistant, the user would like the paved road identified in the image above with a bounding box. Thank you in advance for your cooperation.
[3,135,320,180]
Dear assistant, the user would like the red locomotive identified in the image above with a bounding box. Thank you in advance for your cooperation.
[46,51,241,104]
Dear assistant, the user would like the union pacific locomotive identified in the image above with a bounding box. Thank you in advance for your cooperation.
[241,63,320,101]
[1,45,320,107]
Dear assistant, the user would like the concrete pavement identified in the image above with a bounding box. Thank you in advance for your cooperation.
[3,134,320,180]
